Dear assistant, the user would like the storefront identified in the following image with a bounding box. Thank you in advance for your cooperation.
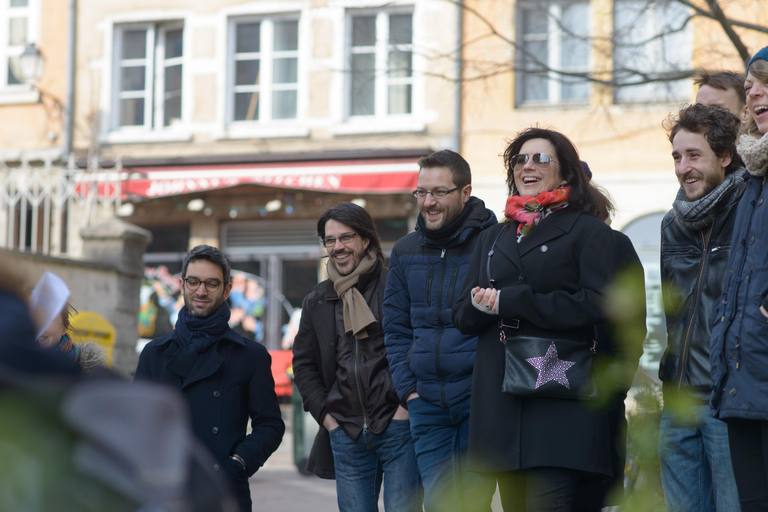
[124,150,425,349]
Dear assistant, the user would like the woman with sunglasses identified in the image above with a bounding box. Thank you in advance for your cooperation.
[710,46,768,512]
[452,127,619,511]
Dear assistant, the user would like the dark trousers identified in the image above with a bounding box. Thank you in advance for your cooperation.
[727,419,768,512]
[497,467,584,512]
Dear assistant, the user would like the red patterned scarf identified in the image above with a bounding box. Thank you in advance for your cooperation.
[505,187,570,236]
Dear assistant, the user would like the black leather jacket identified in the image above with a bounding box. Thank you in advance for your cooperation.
[659,179,746,398]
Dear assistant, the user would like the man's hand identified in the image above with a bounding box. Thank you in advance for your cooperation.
[393,405,409,420]
[760,305,768,321]
[406,392,419,402]
[323,413,339,431]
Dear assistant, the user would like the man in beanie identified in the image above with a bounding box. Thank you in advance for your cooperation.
[657,104,744,512]
[292,203,422,511]
[135,245,284,512]
[382,150,497,512]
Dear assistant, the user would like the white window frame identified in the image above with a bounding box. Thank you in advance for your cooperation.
[344,8,414,120]
[111,21,186,133]
[612,0,692,104]
[0,0,40,101]
[515,0,591,106]
[226,15,301,127]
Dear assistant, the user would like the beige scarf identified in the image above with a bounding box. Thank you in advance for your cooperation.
[738,132,768,177]
[327,254,378,340]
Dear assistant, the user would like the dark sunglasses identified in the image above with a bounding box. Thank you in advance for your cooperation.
[509,153,558,170]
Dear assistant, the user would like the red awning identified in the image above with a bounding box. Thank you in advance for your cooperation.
[120,158,419,199]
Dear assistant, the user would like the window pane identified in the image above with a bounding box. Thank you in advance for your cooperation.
[561,3,588,67]
[273,90,297,119]
[352,16,375,47]
[522,73,548,102]
[273,57,297,84]
[235,60,260,86]
[234,92,259,121]
[388,50,411,78]
[165,28,183,59]
[165,64,182,93]
[7,60,20,85]
[164,95,181,126]
[351,53,375,115]
[274,20,298,51]
[522,40,547,72]
[120,98,145,126]
[121,66,146,91]
[522,7,548,36]
[561,80,589,101]
[388,84,411,114]
[236,23,260,53]
[10,0,29,7]
[8,17,27,46]
[389,14,412,45]
[122,30,147,60]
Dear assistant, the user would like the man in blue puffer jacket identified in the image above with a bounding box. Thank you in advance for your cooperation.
[383,150,497,512]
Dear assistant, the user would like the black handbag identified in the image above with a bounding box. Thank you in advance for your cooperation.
[500,330,598,400]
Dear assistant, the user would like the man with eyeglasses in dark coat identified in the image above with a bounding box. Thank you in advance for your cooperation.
[135,244,285,512]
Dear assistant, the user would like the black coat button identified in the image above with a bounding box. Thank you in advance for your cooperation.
[213,390,220,397]
[213,464,220,471]
[212,427,219,434]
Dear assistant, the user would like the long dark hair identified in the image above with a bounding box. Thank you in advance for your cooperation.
[503,127,613,219]
[317,202,385,264]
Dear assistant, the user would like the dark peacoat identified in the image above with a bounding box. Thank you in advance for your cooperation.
[134,326,285,511]
[452,207,619,477]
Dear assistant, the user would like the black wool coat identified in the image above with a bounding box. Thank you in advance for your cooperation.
[135,326,285,510]
[452,207,619,477]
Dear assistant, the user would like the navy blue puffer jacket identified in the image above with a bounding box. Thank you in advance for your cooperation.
[383,197,497,408]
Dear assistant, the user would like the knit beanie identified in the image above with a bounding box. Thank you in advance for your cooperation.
[747,46,768,71]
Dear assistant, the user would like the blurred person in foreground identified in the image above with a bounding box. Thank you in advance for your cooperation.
[293,202,422,511]
[710,46,768,512]
[0,260,236,512]
[383,149,497,512]
[658,103,744,512]
[135,244,284,512]
[453,127,622,511]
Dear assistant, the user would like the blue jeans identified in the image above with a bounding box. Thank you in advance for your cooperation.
[658,403,740,512]
[408,396,496,512]
[329,419,422,512]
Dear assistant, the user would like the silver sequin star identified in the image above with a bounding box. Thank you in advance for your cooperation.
[526,342,575,389]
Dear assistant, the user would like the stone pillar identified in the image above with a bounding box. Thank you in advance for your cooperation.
[80,218,152,376]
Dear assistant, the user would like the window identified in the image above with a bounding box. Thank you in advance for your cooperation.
[1,0,34,88]
[348,10,413,117]
[613,0,691,103]
[113,23,184,130]
[516,1,590,105]
[229,17,299,123]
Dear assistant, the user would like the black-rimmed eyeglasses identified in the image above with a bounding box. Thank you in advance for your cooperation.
[412,187,460,199]
[183,277,223,292]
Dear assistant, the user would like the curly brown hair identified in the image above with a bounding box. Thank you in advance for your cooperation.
[664,103,743,174]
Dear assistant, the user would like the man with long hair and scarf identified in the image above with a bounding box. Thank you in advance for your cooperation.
[293,202,422,511]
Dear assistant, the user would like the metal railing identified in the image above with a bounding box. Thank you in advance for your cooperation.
[0,156,123,256]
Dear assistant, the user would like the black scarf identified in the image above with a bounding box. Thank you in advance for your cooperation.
[175,301,231,356]
[672,172,744,231]
[416,197,474,246]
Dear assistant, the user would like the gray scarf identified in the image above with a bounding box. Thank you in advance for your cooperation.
[672,171,744,231]
[737,132,768,177]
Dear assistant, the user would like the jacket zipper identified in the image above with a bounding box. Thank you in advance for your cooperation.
[426,266,434,307]
[448,267,459,307]
[677,222,714,391]
[354,337,368,431]
[436,248,448,407]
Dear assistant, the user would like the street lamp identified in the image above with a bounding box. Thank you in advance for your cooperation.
[17,43,45,86]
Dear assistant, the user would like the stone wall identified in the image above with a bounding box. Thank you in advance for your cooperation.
[4,218,151,376]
